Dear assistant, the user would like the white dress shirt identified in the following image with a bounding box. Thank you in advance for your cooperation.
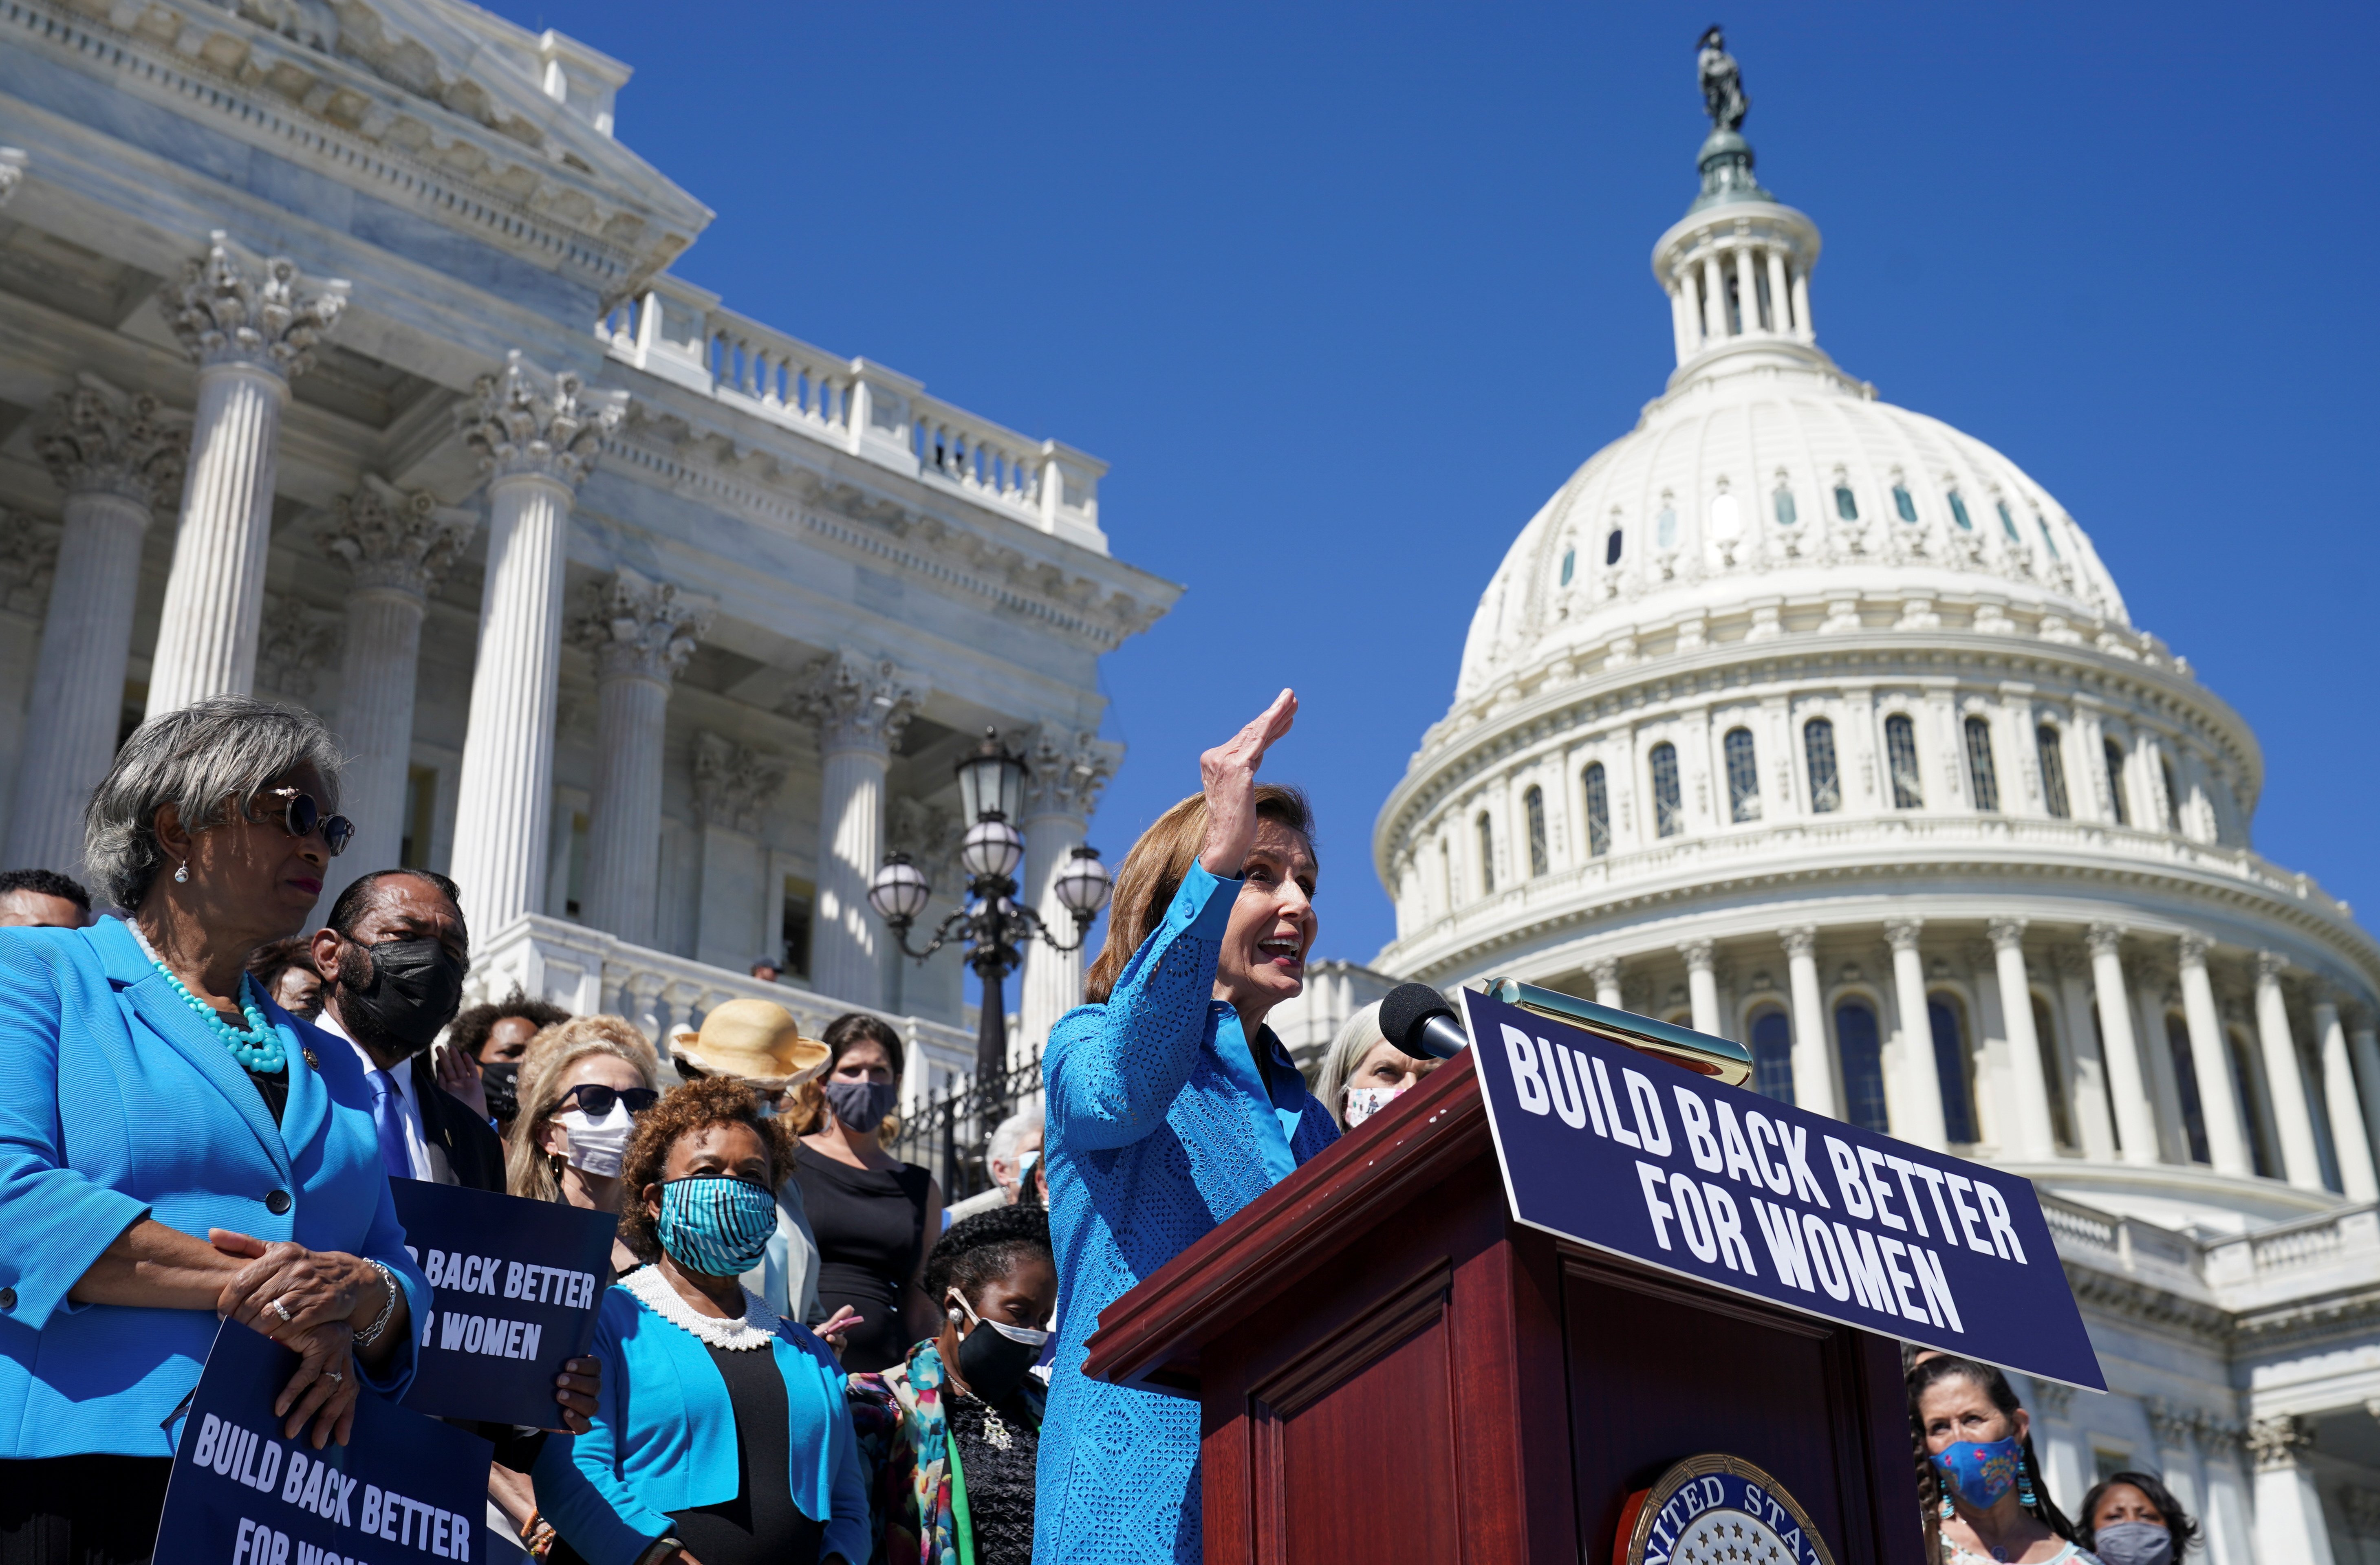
[317,1007,453,1184]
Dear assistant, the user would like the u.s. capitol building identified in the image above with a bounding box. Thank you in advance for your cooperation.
[1354,42,2380,1565]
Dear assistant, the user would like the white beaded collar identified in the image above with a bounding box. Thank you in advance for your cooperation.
[621,1265,781,1351]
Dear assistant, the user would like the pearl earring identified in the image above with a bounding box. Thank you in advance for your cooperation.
[174,863,189,884]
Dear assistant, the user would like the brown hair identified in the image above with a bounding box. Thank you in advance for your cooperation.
[617,1076,795,1259]
[1908,1354,2079,1545]
[505,1015,662,1203]
[782,1012,908,1145]
[1083,784,1314,1006]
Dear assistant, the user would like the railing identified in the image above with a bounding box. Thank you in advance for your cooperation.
[2039,1196,2118,1258]
[889,1050,1046,1204]
[595,276,1106,549]
[2246,1214,2349,1274]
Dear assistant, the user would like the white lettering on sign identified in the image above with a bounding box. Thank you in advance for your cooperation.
[422,1250,595,1306]
[436,1310,545,1361]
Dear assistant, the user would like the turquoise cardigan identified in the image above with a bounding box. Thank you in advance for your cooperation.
[533,1283,869,1565]
[0,916,429,1458]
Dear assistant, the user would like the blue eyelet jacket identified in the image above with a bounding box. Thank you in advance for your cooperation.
[0,916,430,1458]
[532,1282,870,1565]
[1035,862,1340,1565]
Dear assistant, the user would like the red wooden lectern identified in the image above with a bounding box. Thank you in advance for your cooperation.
[1081,1052,1926,1565]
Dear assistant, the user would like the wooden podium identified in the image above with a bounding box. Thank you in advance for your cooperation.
[1081,1052,1925,1565]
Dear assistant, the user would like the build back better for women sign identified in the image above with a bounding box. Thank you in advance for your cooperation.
[156,1323,491,1565]
[389,1181,618,1427]
[1460,988,2105,1389]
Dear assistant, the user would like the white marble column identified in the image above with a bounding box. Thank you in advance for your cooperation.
[7,380,185,877]
[2029,1382,2082,1525]
[2055,945,2118,1160]
[1679,939,1722,1035]
[2353,1013,2380,1169]
[1589,955,1624,1011]
[1990,918,2058,1160]
[2250,1417,2338,1565]
[1765,249,1792,335]
[2176,934,2252,1175]
[790,651,921,1009]
[2196,1423,2255,1565]
[2313,992,2380,1201]
[313,478,476,906]
[1781,925,1837,1117]
[147,233,346,717]
[574,568,711,947]
[447,354,626,939]
[2084,924,2161,1165]
[1017,727,1118,1062]
[2253,953,2326,1190]
[1885,919,1948,1151]
[1699,255,1726,340]
[1733,247,1761,335]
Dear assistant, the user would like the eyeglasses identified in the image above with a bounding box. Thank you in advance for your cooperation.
[257,787,355,856]
[556,1083,660,1118]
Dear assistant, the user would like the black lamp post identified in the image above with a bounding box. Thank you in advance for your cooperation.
[868,729,1112,1115]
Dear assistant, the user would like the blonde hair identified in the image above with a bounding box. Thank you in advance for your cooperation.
[1083,784,1313,1006]
[1314,1001,1387,1127]
[505,1015,662,1203]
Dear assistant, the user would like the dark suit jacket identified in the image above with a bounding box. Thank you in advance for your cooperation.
[409,1052,507,1192]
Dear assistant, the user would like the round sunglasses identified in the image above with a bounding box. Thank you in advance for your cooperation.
[556,1083,660,1118]
[255,786,355,856]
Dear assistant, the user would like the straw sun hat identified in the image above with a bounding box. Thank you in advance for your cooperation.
[672,997,830,1086]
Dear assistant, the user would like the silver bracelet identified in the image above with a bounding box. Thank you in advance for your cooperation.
[352,1258,398,1349]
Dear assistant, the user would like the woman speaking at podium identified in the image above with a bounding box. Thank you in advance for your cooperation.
[1036,690,1341,1565]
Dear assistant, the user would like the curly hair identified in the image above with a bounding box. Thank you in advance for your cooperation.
[505,1015,662,1204]
[616,1076,794,1260]
[450,987,572,1062]
[2077,1471,2199,1558]
[922,1203,1052,1308]
[1909,1354,2078,1544]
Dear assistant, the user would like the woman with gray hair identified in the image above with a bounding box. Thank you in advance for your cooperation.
[1313,999,1442,1129]
[0,697,440,1563]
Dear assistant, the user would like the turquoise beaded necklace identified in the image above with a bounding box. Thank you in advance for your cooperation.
[131,922,286,1074]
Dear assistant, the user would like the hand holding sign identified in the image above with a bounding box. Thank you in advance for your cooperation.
[209,1230,403,1449]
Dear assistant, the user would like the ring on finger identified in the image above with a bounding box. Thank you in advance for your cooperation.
[324,1370,343,1384]
[270,1299,293,1323]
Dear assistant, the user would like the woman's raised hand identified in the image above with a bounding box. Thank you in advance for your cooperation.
[1198,689,1297,878]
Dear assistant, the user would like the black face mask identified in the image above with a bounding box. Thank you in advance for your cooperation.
[338,938,466,1054]
[480,1059,522,1122]
[949,1291,1047,1407]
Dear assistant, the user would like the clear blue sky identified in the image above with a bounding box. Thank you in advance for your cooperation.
[488,0,2379,969]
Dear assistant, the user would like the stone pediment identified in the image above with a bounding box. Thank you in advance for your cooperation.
[64,0,710,298]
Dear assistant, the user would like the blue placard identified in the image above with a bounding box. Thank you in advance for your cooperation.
[1460,988,2105,1389]
[388,1180,618,1427]
[156,1321,491,1565]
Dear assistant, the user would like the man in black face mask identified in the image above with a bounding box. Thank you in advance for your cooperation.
[306,869,495,1190]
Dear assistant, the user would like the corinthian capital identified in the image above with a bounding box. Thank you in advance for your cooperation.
[316,475,477,597]
[1884,918,1924,953]
[458,352,627,488]
[2254,950,2290,987]
[692,732,787,835]
[1986,916,2028,953]
[567,566,712,684]
[787,650,923,756]
[158,231,348,377]
[1023,727,1121,821]
[33,376,188,509]
[1779,925,1818,961]
[2248,1414,2313,1473]
[2085,922,2126,960]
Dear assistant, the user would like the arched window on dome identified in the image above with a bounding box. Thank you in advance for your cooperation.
[1963,715,2001,812]
[1833,485,1858,522]
[2103,737,2132,826]
[2035,515,2061,558]
[2162,1010,2211,1165]
[1804,718,1841,813]
[1836,999,1889,1133]
[1724,727,1761,823]
[1582,762,1612,856]
[1893,485,1918,523]
[1946,490,1974,530]
[1996,499,2021,542]
[1523,786,1549,877]
[1649,742,1684,838]
[1656,503,1678,550]
[1928,993,1979,1143]
[1749,1007,1794,1103]
[2160,757,2183,834]
[1475,812,1496,895]
[1439,839,1454,915]
[1559,547,1575,586]
[2036,724,2071,819]
[1885,715,1924,809]
[1605,528,1624,566]
[1708,492,1741,539]
[1773,486,1798,526]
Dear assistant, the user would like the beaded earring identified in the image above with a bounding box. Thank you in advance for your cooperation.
[2016,1454,2037,1509]
[1939,1490,1955,1522]
[174,863,189,883]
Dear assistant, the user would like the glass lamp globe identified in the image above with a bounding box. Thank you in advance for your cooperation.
[959,814,1026,881]
[868,852,932,923]
[956,729,1028,824]
[1051,845,1113,919]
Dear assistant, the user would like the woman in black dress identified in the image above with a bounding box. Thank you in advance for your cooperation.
[791,1014,943,1372]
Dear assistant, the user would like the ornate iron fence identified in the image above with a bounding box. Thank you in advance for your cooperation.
[890,1051,1044,1203]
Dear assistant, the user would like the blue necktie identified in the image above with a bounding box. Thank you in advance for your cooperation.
[368,1069,412,1180]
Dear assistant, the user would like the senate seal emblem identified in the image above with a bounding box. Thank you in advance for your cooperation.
[1615,1453,1835,1565]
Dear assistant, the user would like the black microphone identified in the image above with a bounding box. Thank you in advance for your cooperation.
[1380,982,1470,1061]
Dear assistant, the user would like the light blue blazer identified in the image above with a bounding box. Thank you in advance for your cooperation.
[0,916,429,1458]
[532,1283,869,1565]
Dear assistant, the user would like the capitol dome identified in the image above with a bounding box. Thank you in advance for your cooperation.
[1366,42,2380,1554]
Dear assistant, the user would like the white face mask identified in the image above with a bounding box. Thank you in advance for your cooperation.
[1345,1085,1405,1127]
[558,1101,634,1178]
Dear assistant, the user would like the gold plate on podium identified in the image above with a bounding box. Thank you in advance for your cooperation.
[1480,977,1755,1088]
